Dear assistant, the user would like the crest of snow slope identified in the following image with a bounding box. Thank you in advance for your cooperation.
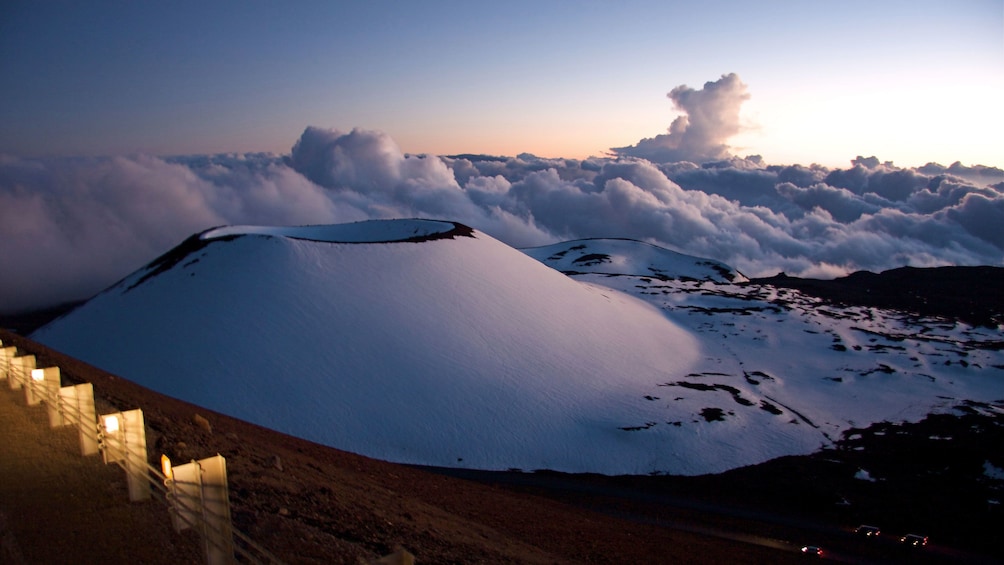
[546,268,1004,473]
[32,219,717,474]
[522,239,748,283]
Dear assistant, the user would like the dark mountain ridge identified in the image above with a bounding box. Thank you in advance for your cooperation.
[753,266,1004,328]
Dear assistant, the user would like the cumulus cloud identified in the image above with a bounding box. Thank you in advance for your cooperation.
[0,153,349,312]
[610,73,750,163]
[286,126,556,244]
[773,182,881,223]
[3,115,1003,315]
[917,161,1004,187]
[946,192,1004,250]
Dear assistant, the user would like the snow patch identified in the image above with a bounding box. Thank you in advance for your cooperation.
[985,461,1004,481]
[855,468,878,482]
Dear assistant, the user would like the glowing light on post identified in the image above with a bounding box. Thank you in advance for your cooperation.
[31,369,44,382]
[161,454,174,481]
[100,409,150,501]
[103,414,120,434]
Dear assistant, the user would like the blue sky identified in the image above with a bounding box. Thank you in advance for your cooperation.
[1,0,1002,167]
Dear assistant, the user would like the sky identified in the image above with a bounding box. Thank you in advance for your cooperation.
[1,0,1002,168]
[29,219,1004,474]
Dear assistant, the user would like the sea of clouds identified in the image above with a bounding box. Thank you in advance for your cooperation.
[2,74,1002,314]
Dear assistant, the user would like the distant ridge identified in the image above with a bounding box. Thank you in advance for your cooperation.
[754,266,1004,328]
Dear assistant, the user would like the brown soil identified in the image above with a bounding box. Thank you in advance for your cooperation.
[0,329,800,564]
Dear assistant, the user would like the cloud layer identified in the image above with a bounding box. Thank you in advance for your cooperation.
[2,119,1002,314]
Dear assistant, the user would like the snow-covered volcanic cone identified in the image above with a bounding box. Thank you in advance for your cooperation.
[33,219,702,473]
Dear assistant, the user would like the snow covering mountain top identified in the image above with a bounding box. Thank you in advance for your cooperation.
[31,219,1004,476]
[523,239,747,283]
[203,219,471,244]
[33,220,704,474]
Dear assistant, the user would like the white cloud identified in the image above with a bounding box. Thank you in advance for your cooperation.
[610,73,750,163]
[945,192,1004,249]
[0,153,345,312]
[774,182,882,223]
